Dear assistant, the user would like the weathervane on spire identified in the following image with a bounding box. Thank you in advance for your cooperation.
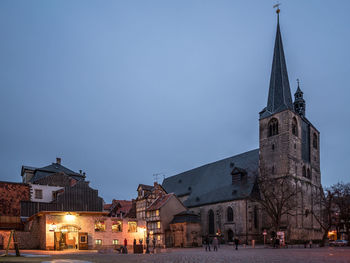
[273,2,281,23]
[273,2,281,13]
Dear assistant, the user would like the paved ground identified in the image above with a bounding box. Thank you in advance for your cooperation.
[1,245,350,263]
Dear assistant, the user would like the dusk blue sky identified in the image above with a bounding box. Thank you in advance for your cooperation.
[1,1,349,202]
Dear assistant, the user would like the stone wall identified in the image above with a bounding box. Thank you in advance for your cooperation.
[0,182,30,216]
[0,230,39,249]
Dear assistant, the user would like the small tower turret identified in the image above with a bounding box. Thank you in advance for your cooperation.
[294,79,305,116]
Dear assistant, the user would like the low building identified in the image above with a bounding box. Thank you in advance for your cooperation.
[25,211,146,250]
[145,193,186,247]
[169,211,202,247]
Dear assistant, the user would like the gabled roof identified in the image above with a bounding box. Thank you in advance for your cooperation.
[162,149,259,208]
[147,193,174,211]
[137,184,153,191]
[260,15,293,119]
[23,163,85,183]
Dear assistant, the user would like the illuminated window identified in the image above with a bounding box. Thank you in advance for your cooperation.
[157,221,161,229]
[112,221,122,232]
[35,189,43,199]
[128,221,137,232]
[157,235,160,241]
[156,210,159,216]
[94,220,106,232]
[112,239,119,245]
[95,239,102,245]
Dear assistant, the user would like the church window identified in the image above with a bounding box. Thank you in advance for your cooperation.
[272,144,275,151]
[302,166,306,177]
[227,207,233,222]
[272,165,275,174]
[268,118,279,137]
[292,117,298,136]
[254,206,258,229]
[313,133,318,149]
[208,210,215,235]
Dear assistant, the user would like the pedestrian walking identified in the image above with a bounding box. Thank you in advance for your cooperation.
[213,236,218,252]
[234,237,239,250]
[309,240,312,248]
[205,235,211,251]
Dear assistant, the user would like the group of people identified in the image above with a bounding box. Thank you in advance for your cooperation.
[204,236,240,251]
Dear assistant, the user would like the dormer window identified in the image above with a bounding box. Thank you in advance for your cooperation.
[268,118,279,137]
[231,167,247,184]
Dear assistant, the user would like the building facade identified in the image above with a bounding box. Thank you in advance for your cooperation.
[162,11,322,244]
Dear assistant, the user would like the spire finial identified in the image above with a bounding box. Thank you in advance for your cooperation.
[273,3,281,23]
[296,78,300,87]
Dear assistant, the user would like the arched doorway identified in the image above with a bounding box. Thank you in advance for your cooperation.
[227,229,234,242]
[208,210,214,235]
[54,225,81,250]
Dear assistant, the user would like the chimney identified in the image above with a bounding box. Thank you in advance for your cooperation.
[56,157,61,165]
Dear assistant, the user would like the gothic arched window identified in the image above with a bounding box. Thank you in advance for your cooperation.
[313,133,318,149]
[208,210,215,235]
[268,118,279,137]
[302,166,306,177]
[292,117,298,136]
[227,207,233,222]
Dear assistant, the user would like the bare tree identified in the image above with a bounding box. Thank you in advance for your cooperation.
[331,182,350,241]
[251,167,300,238]
[311,187,335,247]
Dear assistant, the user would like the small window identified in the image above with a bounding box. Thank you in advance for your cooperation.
[302,166,306,177]
[112,220,122,232]
[156,210,159,216]
[268,118,279,137]
[272,144,275,151]
[35,189,43,199]
[157,221,161,229]
[227,207,233,222]
[307,168,311,179]
[157,235,161,241]
[272,165,275,174]
[95,239,102,245]
[95,220,106,232]
[292,117,298,136]
[128,221,137,232]
[80,235,87,243]
[113,239,119,245]
[313,133,318,149]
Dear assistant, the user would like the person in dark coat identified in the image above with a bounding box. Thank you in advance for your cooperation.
[205,235,211,251]
[234,237,239,250]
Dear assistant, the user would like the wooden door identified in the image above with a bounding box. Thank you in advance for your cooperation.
[54,232,61,250]
[78,232,88,250]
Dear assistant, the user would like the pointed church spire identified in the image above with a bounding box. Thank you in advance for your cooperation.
[261,7,293,119]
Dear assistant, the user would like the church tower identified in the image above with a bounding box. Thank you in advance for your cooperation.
[258,8,322,240]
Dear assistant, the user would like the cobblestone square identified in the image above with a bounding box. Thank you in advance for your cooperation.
[1,246,350,263]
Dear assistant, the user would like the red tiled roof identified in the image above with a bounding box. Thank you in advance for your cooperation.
[147,193,173,211]
[104,199,133,215]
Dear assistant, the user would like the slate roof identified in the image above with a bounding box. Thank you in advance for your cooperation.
[170,211,201,224]
[23,163,85,183]
[260,17,293,119]
[162,149,259,208]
